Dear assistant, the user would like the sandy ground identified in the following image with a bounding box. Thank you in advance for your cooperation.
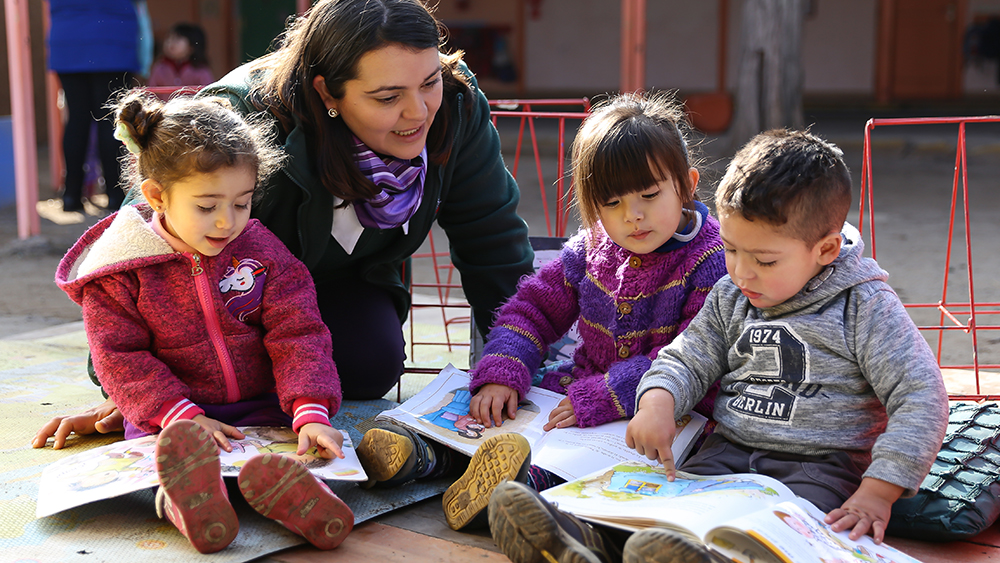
[4,117,1000,379]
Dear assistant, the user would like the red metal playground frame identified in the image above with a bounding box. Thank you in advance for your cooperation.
[859,116,1000,400]
[403,99,591,379]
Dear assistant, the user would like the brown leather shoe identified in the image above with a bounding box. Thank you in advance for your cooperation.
[488,480,620,563]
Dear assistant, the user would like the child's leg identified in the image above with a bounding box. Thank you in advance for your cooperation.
[682,433,863,513]
[155,419,238,554]
[443,432,531,530]
[527,464,565,492]
[622,528,729,563]
[238,454,354,550]
[488,480,622,563]
[677,432,755,480]
[750,450,863,513]
[356,422,456,487]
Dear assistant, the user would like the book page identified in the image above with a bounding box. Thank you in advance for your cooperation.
[541,462,797,540]
[376,364,561,457]
[707,498,925,563]
[377,365,706,481]
[36,428,365,518]
[530,411,706,481]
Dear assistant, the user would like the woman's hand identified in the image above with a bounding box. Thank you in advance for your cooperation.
[32,397,125,449]
[191,414,246,453]
[543,397,577,431]
[469,383,519,428]
[296,423,346,459]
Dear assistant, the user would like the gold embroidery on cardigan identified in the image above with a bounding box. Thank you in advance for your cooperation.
[605,371,628,418]
[500,324,546,354]
[483,353,528,369]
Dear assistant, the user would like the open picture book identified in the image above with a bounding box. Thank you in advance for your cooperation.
[376,364,706,482]
[541,461,923,563]
[36,427,366,518]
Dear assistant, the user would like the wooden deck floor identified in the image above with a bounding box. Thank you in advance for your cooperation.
[257,495,1000,563]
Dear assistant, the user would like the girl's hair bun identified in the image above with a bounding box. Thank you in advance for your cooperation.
[113,90,166,153]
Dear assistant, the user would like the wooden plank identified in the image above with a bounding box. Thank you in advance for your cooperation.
[262,522,508,563]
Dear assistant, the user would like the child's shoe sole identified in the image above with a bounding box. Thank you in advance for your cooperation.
[155,420,238,554]
[488,481,604,563]
[623,527,728,563]
[356,427,414,481]
[443,432,530,531]
[238,453,354,550]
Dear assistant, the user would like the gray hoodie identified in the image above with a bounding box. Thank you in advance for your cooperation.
[638,223,948,496]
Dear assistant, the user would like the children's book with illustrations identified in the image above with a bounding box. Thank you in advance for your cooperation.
[376,364,707,482]
[36,427,365,518]
[541,461,923,563]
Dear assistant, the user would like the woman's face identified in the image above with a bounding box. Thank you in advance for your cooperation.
[317,45,443,161]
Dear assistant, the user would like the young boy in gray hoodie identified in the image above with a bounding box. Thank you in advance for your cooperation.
[488,129,949,563]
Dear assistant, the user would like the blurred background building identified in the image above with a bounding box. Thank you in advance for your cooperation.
[3,0,999,144]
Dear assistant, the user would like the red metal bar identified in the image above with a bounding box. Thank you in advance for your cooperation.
[403,101,591,376]
[7,0,40,239]
[862,115,1000,399]
[490,98,591,109]
[959,124,981,389]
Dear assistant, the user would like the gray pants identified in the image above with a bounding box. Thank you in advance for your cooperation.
[679,433,866,513]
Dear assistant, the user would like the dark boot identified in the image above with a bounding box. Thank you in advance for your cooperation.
[443,432,530,531]
[489,480,621,563]
[623,527,729,563]
[355,422,441,488]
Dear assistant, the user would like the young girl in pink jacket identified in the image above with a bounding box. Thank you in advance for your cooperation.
[52,90,353,554]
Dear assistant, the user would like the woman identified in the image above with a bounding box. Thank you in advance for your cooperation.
[34,0,533,448]
[48,0,140,212]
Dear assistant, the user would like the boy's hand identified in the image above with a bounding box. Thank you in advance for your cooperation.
[191,414,245,453]
[544,397,577,431]
[32,397,125,449]
[296,423,345,459]
[625,389,678,480]
[824,477,904,544]
[470,383,519,428]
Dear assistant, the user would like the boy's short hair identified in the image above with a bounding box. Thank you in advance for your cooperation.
[715,129,852,246]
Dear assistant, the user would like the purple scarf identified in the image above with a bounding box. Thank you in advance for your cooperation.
[352,136,426,229]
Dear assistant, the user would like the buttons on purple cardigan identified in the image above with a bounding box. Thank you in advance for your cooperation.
[617,302,632,315]
[618,344,631,358]
[628,256,642,268]
[558,375,573,388]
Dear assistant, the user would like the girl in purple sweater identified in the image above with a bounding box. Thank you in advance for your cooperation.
[357,91,727,531]
[49,91,353,553]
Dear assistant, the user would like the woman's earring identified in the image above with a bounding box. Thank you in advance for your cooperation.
[328,108,339,119]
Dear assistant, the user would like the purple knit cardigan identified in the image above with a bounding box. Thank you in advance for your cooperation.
[469,216,726,427]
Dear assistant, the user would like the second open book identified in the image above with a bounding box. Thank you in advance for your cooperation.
[541,461,923,563]
[375,364,706,481]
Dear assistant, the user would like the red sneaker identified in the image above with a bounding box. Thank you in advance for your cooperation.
[155,420,238,554]
[238,453,354,550]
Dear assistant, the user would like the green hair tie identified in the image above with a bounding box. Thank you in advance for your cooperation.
[114,122,142,155]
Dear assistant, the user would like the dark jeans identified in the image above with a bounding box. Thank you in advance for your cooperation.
[58,72,136,210]
[315,275,406,400]
[679,433,866,513]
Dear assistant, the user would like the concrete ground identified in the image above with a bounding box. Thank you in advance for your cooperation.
[5,106,1000,561]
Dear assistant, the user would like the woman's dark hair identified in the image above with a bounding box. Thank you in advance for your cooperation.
[170,23,210,68]
[248,0,472,203]
[113,90,285,202]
